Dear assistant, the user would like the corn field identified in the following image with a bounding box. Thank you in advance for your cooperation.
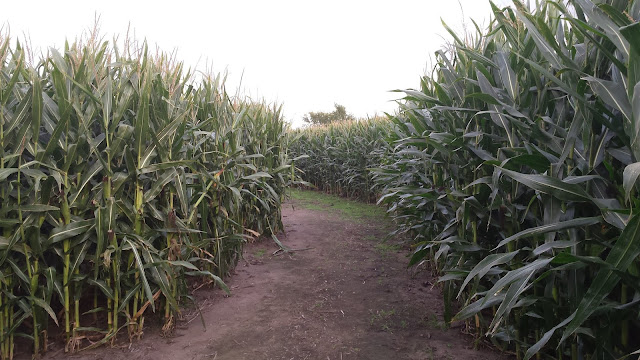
[372,0,640,358]
[290,118,390,202]
[0,33,298,358]
[293,0,640,358]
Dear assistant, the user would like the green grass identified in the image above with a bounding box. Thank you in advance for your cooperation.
[288,188,387,220]
[374,242,402,260]
[374,243,401,254]
[426,314,448,331]
[369,308,397,332]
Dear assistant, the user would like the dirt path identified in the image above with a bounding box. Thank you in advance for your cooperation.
[44,192,509,360]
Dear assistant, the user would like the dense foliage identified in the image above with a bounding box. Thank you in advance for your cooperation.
[290,118,389,202]
[373,0,640,359]
[0,34,298,358]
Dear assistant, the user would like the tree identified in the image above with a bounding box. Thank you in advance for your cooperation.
[302,103,355,126]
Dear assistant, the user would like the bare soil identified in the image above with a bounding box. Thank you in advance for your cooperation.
[40,194,510,360]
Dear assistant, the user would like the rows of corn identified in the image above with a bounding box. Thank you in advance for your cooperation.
[374,0,640,358]
[293,0,640,358]
[289,118,390,202]
[0,34,298,358]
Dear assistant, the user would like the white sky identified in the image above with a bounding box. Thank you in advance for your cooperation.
[2,0,511,127]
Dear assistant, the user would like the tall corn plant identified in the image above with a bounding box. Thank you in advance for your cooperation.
[374,0,640,358]
[0,31,299,359]
[290,118,391,202]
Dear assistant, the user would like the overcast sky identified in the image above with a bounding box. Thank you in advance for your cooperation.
[2,0,511,127]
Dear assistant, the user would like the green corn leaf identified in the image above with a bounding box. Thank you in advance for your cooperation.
[0,220,21,227]
[465,93,501,105]
[489,271,535,334]
[598,4,632,26]
[631,82,640,159]
[109,124,135,160]
[138,147,157,170]
[124,238,155,312]
[496,52,518,100]
[583,76,632,121]
[460,48,498,68]
[513,1,563,69]
[632,0,640,20]
[484,258,553,307]
[524,313,576,360]
[47,220,94,245]
[30,70,43,146]
[574,0,630,59]
[0,205,59,215]
[495,217,602,249]
[560,212,640,344]
[515,54,584,101]
[623,162,640,201]
[135,79,151,164]
[143,168,177,203]
[0,47,23,106]
[293,155,309,161]
[140,245,178,312]
[69,240,90,277]
[102,73,112,134]
[7,259,30,285]
[168,260,199,271]
[174,170,188,216]
[69,161,104,206]
[533,240,579,256]
[454,295,504,321]
[87,279,114,300]
[0,168,19,181]
[477,72,516,147]
[185,270,230,294]
[242,172,273,181]
[621,23,640,99]
[499,168,591,202]
[26,296,59,326]
[118,283,142,313]
[394,89,442,104]
[44,267,64,306]
[5,90,32,135]
[457,251,520,298]
[440,19,465,46]
[138,160,193,175]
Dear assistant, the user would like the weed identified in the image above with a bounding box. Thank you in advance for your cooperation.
[369,309,397,332]
[364,235,379,242]
[374,242,401,260]
[426,313,449,330]
[374,242,401,254]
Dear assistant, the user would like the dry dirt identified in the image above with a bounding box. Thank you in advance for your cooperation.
[38,194,510,360]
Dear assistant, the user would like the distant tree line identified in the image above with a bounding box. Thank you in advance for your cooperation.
[302,103,355,126]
